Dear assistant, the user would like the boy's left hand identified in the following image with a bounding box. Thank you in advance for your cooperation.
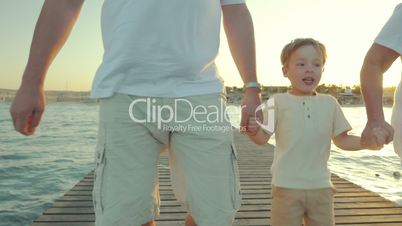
[361,127,389,150]
[361,120,393,150]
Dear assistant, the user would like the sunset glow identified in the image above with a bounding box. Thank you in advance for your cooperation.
[0,0,400,91]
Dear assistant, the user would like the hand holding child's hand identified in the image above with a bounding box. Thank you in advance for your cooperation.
[247,117,261,135]
[361,126,390,150]
[361,120,393,150]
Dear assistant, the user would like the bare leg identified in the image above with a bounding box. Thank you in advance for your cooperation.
[185,213,197,226]
[142,221,156,226]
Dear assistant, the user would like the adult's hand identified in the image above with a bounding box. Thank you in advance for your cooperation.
[361,120,393,150]
[240,88,261,135]
[8,0,84,136]
[10,84,46,136]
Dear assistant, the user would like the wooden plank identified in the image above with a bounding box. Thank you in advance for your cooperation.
[44,208,94,214]
[34,215,95,222]
[336,224,402,226]
[55,192,328,202]
[335,215,402,224]
[31,223,94,226]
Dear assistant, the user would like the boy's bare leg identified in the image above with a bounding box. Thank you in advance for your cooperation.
[142,221,156,226]
[185,213,197,226]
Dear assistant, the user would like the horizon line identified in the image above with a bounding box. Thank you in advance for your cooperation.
[0,84,398,93]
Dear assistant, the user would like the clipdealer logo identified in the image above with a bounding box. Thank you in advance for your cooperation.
[127,97,275,133]
[128,98,234,132]
[254,97,275,134]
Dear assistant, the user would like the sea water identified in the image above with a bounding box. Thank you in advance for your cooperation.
[0,102,97,226]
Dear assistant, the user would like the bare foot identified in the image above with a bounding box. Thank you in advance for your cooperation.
[185,213,197,226]
[142,221,156,226]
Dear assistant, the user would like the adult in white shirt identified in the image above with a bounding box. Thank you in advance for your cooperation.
[360,3,401,162]
[10,0,261,225]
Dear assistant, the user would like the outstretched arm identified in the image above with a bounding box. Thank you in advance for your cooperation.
[10,0,84,135]
[333,131,363,151]
[222,4,261,135]
[360,43,397,148]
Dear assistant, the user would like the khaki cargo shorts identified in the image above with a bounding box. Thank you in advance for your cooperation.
[93,93,241,226]
[271,186,335,226]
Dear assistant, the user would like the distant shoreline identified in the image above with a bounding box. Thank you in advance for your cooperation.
[0,86,396,106]
[0,101,394,109]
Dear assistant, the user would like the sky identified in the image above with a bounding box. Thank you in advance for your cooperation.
[0,0,401,91]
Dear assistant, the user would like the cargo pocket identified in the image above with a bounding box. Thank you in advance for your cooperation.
[93,124,107,214]
[230,144,241,209]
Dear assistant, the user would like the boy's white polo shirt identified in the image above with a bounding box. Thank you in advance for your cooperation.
[263,93,352,189]
[91,0,245,98]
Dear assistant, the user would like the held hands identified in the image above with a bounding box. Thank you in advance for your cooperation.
[361,120,394,150]
[9,84,46,136]
[240,88,262,136]
[247,116,261,134]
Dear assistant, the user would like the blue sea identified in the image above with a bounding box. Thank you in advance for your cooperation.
[1,102,401,226]
[0,102,97,226]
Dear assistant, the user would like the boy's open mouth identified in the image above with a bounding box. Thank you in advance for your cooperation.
[302,77,315,85]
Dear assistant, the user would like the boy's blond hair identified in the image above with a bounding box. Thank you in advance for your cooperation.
[281,38,327,66]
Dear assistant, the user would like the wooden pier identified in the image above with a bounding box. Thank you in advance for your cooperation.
[31,132,402,226]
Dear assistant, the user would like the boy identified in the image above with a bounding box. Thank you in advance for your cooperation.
[248,38,372,226]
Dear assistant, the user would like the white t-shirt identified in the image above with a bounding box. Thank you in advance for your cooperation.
[91,0,245,98]
[262,93,351,189]
[375,3,402,163]
[375,3,402,55]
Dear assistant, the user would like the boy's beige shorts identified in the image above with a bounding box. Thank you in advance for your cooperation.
[271,186,335,226]
[93,93,241,226]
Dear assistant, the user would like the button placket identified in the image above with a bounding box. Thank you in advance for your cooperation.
[305,97,311,119]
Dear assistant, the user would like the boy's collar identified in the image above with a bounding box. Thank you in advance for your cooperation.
[287,91,317,96]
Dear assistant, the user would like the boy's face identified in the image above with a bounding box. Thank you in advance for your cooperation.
[283,45,324,96]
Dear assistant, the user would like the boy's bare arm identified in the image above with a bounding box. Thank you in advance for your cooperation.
[10,0,84,136]
[248,128,271,145]
[333,131,363,151]
[333,130,383,151]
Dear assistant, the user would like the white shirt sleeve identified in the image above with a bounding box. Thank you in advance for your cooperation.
[332,98,352,137]
[374,3,402,55]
